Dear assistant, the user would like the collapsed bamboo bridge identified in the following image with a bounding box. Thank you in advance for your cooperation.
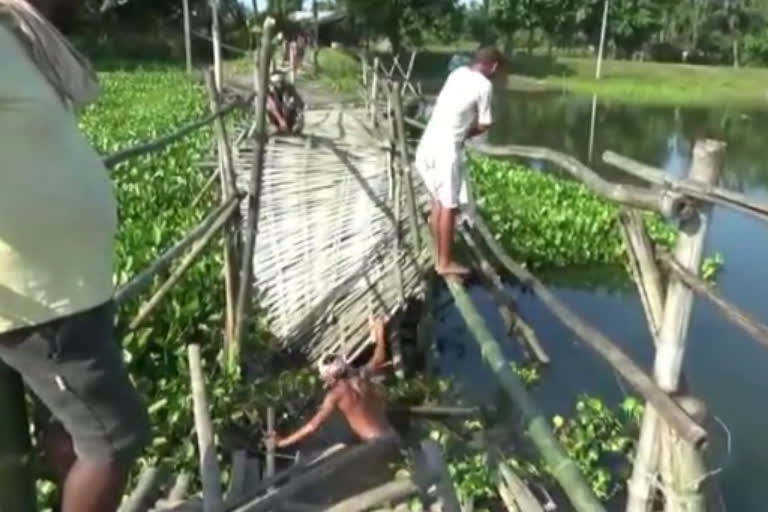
[5,11,768,512]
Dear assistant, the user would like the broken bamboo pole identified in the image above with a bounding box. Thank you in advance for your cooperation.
[205,71,241,369]
[116,195,239,305]
[469,220,707,446]
[128,198,240,329]
[234,17,275,349]
[628,139,726,512]
[658,249,768,349]
[603,150,768,225]
[188,344,224,512]
[468,143,684,217]
[392,85,423,254]
[167,472,192,505]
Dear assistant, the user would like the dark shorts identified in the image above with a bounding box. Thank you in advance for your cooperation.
[0,301,150,463]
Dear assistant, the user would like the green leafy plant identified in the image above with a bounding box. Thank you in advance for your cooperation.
[470,156,677,269]
[701,252,725,283]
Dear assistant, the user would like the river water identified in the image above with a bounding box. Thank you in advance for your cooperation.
[434,90,768,510]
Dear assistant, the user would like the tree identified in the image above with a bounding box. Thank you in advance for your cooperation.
[338,0,461,54]
[488,0,522,53]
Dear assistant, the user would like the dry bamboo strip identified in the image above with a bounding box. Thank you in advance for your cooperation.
[469,219,707,446]
[191,167,222,209]
[498,463,545,512]
[104,96,251,169]
[116,195,240,306]
[234,17,275,347]
[128,199,239,329]
[658,249,768,349]
[603,150,768,224]
[188,344,224,512]
[460,226,550,364]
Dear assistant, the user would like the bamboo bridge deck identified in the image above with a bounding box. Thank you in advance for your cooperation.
[231,106,429,363]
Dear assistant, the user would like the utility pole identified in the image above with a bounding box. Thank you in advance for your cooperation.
[595,0,609,79]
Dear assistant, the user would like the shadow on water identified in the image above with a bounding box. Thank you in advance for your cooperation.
[436,91,768,511]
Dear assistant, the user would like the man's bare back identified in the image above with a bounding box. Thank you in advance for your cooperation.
[275,317,396,449]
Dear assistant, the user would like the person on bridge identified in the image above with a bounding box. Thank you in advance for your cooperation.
[415,46,503,278]
[266,70,305,135]
[274,316,398,449]
[0,1,150,511]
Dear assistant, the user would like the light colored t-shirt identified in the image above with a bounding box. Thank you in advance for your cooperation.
[0,23,116,333]
[419,66,493,151]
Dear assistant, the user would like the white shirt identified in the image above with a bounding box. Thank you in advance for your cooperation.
[420,66,493,150]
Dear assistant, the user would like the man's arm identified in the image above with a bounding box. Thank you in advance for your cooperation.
[266,94,288,131]
[275,390,338,448]
[364,316,388,374]
[468,82,493,138]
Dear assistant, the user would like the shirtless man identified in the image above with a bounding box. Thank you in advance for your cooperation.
[274,316,396,448]
[415,46,503,277]
[266,71,304,135]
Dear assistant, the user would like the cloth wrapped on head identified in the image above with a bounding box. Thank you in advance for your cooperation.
[317,353,349,380]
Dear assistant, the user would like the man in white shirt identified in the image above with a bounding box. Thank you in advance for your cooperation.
[415,46,503,277]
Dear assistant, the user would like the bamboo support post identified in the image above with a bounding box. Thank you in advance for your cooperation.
[0,363,36,512]
[391,85,422,254]
[103,96,251,169]
[400,51,417,95]
[205,72,241,368]
[658,249,768,349]
[128,198,239,329]
[628,140,726,512]
[168,472,192,504]
[234,17,276,348]
[188,344,225,512]
[498,462,545,512]
[183,0,192,73]
[227,450,248,504]
[468,143,684,217]
[469,220,707,446]
[231,441,394,512]
[266,407,276,482]
[603,150,768,225]
[325,478,422,512]
[370,57,380,126]
[116,195,238,305]
[389,405,481,418]
[119,466,168,512]
[460,226,550,364]
[419,440,462,512]
[410,221,603,510]
[211,0,223,91]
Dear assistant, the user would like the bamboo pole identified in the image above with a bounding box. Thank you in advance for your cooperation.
[498,462,545,512]
[205,71,241,370]
[119,466,168,512]
[0,363,36,512]
[469,220,707,446]
[227,450,247,504]
[211,0,223,92]
[188,344,224,512]
[419,440,462,512]
[391,85,422,253]
[183,0,192,74]
[658,249,768,349]
[409,221,603,510]
[115,195,239,306]
[370,57,380,126]
[389,405,481,418]
[325,478,422,512]
[103,96,251,169]
[167,472,192,504]
[603,150,768,225]
[595,0,609,79]
[234,17,276,349]
[469,143,684,217]
[129,199,239,329]
[265,407,276,483]
[629,139,726,512]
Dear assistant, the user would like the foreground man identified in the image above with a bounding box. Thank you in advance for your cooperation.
[0,1,150,511]
[275,317,397,448]
[266,71,305,135]
[415,46,503,277]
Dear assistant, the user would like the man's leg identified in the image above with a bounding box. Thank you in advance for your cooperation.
[0,302,150,512]
[434,203,468,276]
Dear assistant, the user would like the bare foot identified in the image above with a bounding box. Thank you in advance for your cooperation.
[435,262,471,277]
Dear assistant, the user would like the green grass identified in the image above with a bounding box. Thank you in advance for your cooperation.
[314,47,362,94]
[410,48,768,106]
